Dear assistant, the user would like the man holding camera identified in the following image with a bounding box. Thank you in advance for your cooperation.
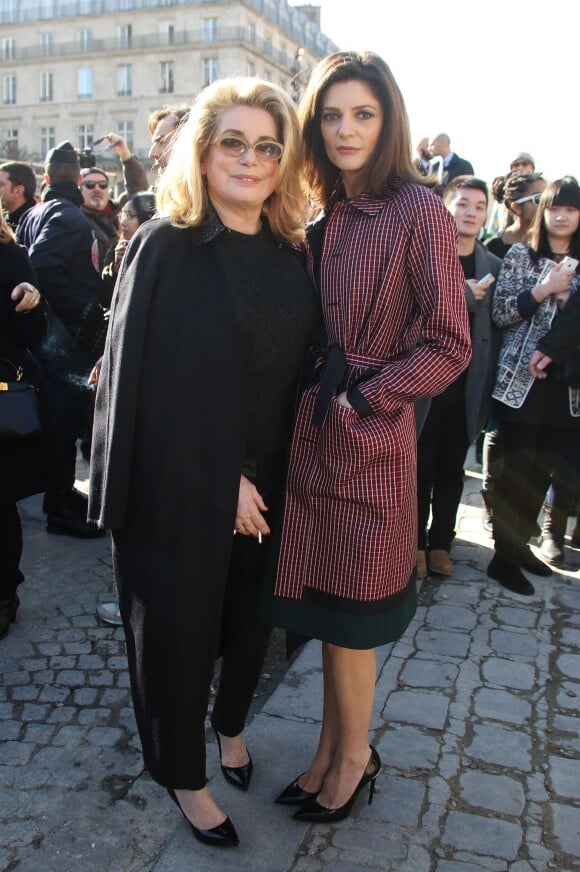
[17,141,106,537]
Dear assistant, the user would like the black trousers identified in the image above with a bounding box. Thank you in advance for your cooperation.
[417,396,469,552]
[0,503,24,598]
[493,421,576,557]
[112,454,284,790]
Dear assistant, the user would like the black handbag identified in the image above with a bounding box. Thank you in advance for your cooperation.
[0,357,41,439]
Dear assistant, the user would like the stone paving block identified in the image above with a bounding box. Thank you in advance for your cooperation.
[551,803,580,858]
[556,682,580,711]
[77,653,106,669]
[559,627,580,648]
[0,702,13,718]
[46,706,76,724]
[436,863,490,871]
[73,687,99,706]
[87,726,124,746]
[10,685,40,701]
[31,669,55,685]
[549,756,580,799]
[362,773,424,828]
[71,615,98,628]
[426,605,478,631]
[21,658,49,672]
[466,723,532,771]
[78,708,110,726]
[2,819,42,850]
[489,629,539,658]
[88,671,114,687]
[473,688,531,724]
[52,725,87,746]
[442,811,522,860]
[49,655,77,670]
[2,741,33,766]
[56,629,87,643]
[378,726,440,771]
[415,628,471,658]
[400,659,459,689]
[22,723,55,744]
[3,671,31,686]
[551,713,580,751]
[557,653,580,679]
[116,671,131,689]
[21,703,49,722]
[37,686,69,703]
[482,657,536,690]
[36,642,61,656]
[459,770,525,815]
[62,642,92,655]
[0,721,21,741]
[494,606,537,629]
[332,819,407,860]
[16,767,50,789]
[383,689,449,731]
[439,571,483,593]
[54,669,84,687]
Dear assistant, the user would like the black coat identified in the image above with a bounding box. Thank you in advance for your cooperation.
[0,242,50,501]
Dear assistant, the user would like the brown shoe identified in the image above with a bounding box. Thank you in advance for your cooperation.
[416,550,428,580]
[428,549,453,576]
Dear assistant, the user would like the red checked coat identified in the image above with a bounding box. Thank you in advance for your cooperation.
[274,183,471,609]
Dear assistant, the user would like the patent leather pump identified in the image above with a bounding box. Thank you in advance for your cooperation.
[275,773,318,806]
[293,746,381,824]
[166,788,239,848]
[210,718,253,792]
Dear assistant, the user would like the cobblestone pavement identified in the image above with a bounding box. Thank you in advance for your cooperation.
[1,452,579,871]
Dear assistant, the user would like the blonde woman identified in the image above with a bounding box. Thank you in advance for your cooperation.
[88,79,319,848]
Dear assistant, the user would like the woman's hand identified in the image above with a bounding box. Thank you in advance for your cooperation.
[11,282,41,312]
[533,263,574,303]
[88,356,103,386]
[114,239,129,270]
[235,474,270,538]
[335,391,353,409]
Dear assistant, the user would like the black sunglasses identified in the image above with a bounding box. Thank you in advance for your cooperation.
[83,180,109,190]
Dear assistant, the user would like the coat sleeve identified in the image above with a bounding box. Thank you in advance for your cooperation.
[122,155,149,195]
[348,195,471,416]
[537,287,580,362]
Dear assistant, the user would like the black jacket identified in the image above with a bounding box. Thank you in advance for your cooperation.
[538,291,580,362]
[0,242,50,501]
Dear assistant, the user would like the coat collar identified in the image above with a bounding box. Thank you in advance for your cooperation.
[328,179,406,216]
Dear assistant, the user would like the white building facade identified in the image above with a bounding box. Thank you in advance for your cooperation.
[0,0,336,163]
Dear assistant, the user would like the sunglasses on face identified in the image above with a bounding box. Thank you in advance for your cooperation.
[210,134,284,162]
[83,180,109,190]
[513,193,542,206]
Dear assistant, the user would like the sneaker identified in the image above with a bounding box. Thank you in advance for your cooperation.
[96,601,122,626]
[487,555,535,596]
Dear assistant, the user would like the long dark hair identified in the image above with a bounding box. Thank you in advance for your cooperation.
[299,51,426,206]
[127,192,156,225]
[492,170,544,212]
[530,176,580,263]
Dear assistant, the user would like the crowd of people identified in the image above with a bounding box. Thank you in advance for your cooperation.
[1,49,579,850]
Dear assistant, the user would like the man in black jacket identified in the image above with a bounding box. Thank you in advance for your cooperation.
[18,141,105,537]
[0,161,37,231]
[429,133,474,194]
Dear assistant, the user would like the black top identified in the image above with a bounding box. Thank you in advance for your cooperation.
[485,236,512,260]
[215,223,320,458]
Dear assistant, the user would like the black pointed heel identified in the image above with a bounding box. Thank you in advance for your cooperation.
[275,773,318,806]
[293,746,381,824]
[210,717,253,792]
[166,788,239,847]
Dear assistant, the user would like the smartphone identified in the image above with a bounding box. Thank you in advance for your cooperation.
[476,273,495,289]
[560,256,579,273]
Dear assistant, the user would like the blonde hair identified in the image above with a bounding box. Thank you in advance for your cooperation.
[0,201,16,244]
[156,78,305,243]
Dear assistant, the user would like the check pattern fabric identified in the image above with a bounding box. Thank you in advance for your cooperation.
[274,184,471,605]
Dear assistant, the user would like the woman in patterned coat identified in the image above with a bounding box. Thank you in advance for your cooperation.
[260,52,471,823]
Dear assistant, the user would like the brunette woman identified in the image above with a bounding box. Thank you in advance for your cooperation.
[89,79,318,848]
[487,177,580,595]
[261,52,471,823]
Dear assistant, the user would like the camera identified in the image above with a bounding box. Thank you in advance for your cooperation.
[79,147,96,169]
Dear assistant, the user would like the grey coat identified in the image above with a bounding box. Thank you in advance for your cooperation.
[416,240,501,441]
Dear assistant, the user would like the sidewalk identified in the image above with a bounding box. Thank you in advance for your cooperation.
[1,451,579,871]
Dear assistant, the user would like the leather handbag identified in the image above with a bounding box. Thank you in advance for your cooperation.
[0,357,41,439]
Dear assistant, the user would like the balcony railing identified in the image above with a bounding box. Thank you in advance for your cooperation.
[0,0,337,57]
[0,25,298,69]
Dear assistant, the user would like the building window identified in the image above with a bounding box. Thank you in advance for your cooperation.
[159,23,174,45]
[40,33,53,56]
[39,0,54,19]
[2,75,16,105]
[40,71,53,102]
[78,123,94,150]
[246,59,255,77]
[264,31,272,55]
[79,29,92,51]
[119,0,134,10]
[159,61,174,94]
[203,57,218,86]
[78,68,92,98]
[40,126,56,156]
[117,120,133,151]
[5,128,19,157]
[117,65,132,97]
[247,23,256,44]
[2,38,15,61]
[263,68,271,81]
[202,17,218,42]
[118,24,132,49]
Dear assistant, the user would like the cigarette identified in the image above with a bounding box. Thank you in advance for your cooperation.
[258,532,262,544]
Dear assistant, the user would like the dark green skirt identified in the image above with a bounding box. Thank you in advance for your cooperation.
[258,578,417,650]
